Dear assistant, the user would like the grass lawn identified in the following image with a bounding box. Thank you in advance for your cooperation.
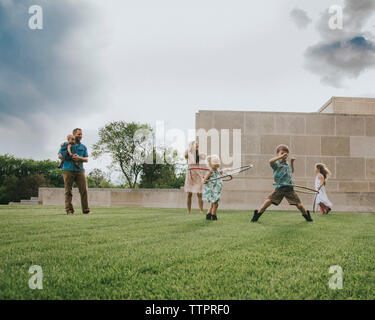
[0,205,374,300]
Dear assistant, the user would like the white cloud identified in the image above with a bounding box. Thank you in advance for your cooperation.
[290,7,312,29]
[304,0,375,87]
[1,0,375,171]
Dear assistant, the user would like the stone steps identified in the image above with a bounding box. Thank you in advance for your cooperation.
[8,197,39,205]
[20,199,39,205]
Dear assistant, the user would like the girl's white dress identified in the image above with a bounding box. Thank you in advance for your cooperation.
[314,174,333,212]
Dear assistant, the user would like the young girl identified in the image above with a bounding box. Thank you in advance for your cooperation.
[314,163,333,215]
[203,155,223,221]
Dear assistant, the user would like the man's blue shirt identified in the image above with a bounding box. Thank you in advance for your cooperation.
[270,160,293,188]
[58,142,88,172]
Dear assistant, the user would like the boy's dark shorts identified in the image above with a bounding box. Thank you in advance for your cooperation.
[268,186,301,206]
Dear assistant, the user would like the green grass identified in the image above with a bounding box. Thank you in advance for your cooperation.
[0,205,374,300]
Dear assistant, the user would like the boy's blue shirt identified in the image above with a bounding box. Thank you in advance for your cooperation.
[58,142,88,172]
[270,160,293,188]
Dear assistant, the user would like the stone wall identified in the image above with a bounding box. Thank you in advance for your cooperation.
[319,97,375,115]
[195,110,375,212]
[38,187,375,212]
[39,188,187,208]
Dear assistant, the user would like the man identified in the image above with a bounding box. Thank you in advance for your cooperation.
[58,128,90,215]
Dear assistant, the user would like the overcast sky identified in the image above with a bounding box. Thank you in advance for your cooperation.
[1,0,375,175]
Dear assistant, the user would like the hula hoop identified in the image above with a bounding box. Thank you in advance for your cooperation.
[187,167,210,181]
[295,190,319,195]
[218,175,233,182]
[188,167,210,171]
[207,164,254,182]
[273,183,319,194]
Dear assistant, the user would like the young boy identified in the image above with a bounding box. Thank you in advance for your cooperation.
[251,144,313,222]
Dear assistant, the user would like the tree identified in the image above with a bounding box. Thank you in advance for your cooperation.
[0,154,63,204]
[139,148,185,189]
[87,168,115,188]
[0,154,63,187]
[0,174,50,204]
[92,121,153,188]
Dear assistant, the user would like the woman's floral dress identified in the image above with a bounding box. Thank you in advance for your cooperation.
[203,170,223,203]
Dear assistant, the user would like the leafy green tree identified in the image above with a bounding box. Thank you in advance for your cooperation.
[0,174,50,204]
[92,121,153,188]
[0,154,63,187]
[139,148,185,189]
[0,176,19,204]
[87,168,116,188]
[0,154,63,204]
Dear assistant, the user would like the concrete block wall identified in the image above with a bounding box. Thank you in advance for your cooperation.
[195,110,375,212]
[319,97,375,115]
[38,187,375,212]
[39,188,187,208]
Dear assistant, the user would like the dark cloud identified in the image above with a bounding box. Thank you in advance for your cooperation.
[0,0,98,119]
[290,8,312,29]
[304,0,375,87]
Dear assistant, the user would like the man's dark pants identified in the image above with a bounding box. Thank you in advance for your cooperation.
[62,170,90,213]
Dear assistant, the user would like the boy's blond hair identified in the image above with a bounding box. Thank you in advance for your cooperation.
[276,144,289,154]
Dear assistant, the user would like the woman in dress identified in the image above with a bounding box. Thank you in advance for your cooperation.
[184,141,206,214]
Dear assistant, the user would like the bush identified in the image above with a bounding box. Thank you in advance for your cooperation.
[0,154,62,204]
[0,174,50,204]
[87,168,116,188]
[139,149,185,189]
[0,154,63,187]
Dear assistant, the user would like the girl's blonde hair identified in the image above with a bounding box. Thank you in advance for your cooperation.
[207,155,221,168]
[315,163,331,180]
